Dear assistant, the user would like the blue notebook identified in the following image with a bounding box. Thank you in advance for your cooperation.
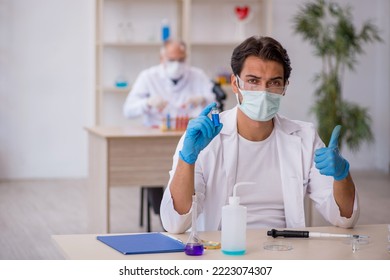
[97,232,185,255]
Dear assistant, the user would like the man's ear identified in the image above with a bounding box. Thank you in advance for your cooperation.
[230,74,239,94]
[230,74,242,104]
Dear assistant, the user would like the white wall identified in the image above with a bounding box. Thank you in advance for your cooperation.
[0,0,95,179]
[0,0,388,180]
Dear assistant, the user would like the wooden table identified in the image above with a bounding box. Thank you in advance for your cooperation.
[52,224,390,260]
[85,126,183,233]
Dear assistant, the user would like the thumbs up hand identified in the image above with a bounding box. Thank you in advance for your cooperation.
[314,125,350,181]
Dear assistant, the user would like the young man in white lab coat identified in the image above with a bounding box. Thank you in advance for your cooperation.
[123,39,216,128]
[160,36,359,233]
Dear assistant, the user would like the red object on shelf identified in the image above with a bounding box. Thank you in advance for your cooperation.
[235,6,250,21]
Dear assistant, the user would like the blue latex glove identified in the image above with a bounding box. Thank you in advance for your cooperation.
[179,102,223,164]
[314,125,350,181]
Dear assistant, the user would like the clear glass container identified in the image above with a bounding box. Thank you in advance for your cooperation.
[184,194,204,256]
[211,107,220,127]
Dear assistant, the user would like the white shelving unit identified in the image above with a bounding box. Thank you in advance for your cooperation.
[94,0,272,125]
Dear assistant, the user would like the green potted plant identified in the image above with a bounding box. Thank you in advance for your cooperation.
[292,0,382,150]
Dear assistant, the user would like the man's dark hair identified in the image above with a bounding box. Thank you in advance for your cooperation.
[231,36,292,83]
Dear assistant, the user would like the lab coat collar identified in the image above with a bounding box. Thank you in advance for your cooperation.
[218,107,239,210]
[219,106,238,136]
[273,114,302,136]
[274,114,306,227]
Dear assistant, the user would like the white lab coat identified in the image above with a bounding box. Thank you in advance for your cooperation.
[160,107,360,233]
[123,64,216,127]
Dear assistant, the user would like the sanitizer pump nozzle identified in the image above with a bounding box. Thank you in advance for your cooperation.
[221,182,255,255]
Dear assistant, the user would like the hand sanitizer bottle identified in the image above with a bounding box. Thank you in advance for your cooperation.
[221,182,254,255]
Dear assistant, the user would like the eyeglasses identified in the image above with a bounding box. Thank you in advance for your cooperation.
[167,57,186,63]
[236,75,287,95]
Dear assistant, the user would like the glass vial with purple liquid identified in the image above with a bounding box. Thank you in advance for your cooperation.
[184,194,204,256]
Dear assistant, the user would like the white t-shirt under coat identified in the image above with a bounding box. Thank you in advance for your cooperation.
[235,128,286,229]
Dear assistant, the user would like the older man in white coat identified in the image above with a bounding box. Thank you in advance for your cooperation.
[160,36,359,234]
[123,39,216,128]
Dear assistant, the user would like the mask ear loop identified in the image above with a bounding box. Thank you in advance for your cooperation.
[235,75,244,90]
[281,80,289,96]
[234,75,242,105]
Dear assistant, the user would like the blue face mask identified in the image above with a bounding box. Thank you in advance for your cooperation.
[237,89,283,121]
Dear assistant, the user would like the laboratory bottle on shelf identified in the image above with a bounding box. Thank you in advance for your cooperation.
[221,182,255,255]
[115,74,128,88]
[117,22,126,42]
[161,18,170,42]
[117,21,134,43]
[184,194,204,256]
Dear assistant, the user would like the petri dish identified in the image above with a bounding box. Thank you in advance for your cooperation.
[342,236,370,246]
[263,240,293,251]
[342,236,370,252]
[202,240,221,250]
